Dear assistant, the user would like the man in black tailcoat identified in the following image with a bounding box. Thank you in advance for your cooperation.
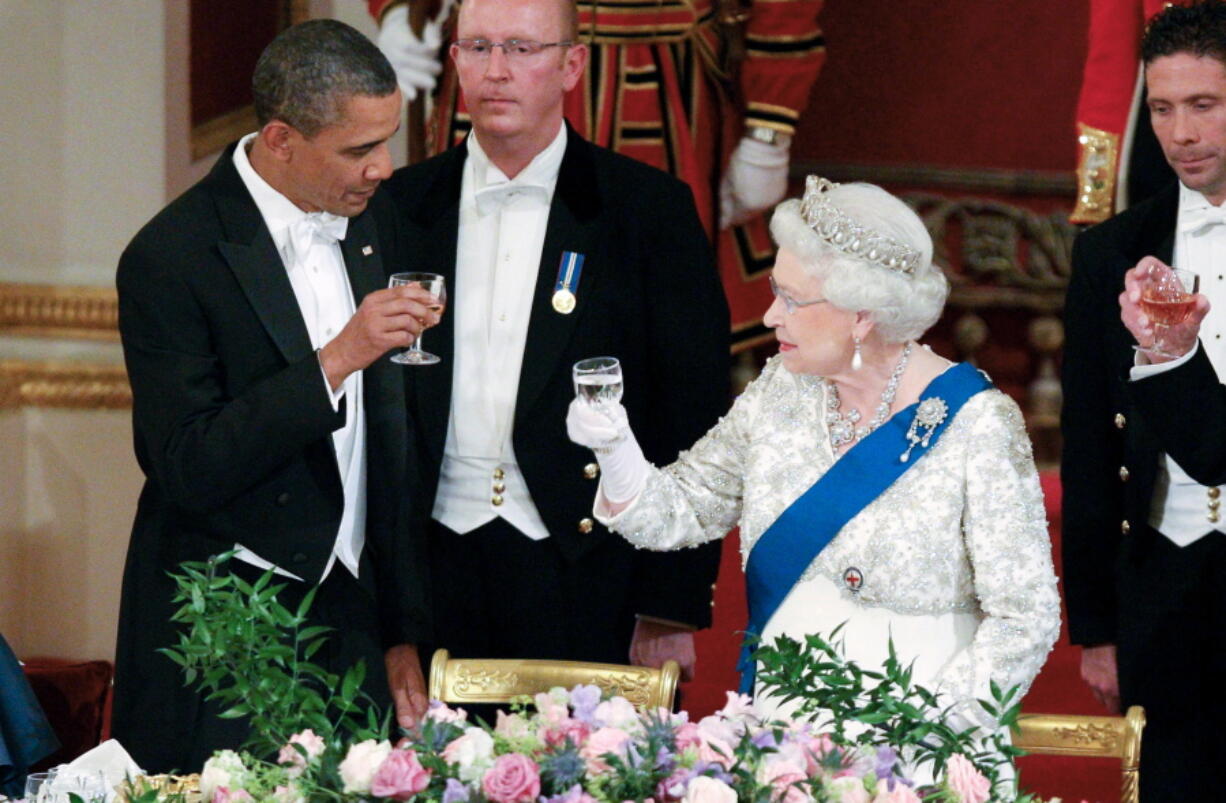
[1062,3,1226,798]
[385,0,727,678]
[113,20,436,772]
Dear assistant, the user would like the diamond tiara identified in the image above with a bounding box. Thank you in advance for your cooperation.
[798,175,922,275]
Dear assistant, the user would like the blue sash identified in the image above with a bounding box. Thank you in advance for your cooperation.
[738,362,992,694]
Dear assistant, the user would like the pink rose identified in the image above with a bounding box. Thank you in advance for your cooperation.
[872,782,922,803]
[543,717,592,748]
[481,753,541,803]
[426,701,469,725]
[580,726,632,775]
[757,758,810,803]
[212,788,254,803]
[277,729,326,775]
[674,722,702,753]
[370,748,433,800]
[695,733,736,770]
[944,754,990,803]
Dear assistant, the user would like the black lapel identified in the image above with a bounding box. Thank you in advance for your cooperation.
[1130,182,1180,266]
[212,147,315,366]
[514,131,605,426]
[340,208,385,304]
[402,145,467,462]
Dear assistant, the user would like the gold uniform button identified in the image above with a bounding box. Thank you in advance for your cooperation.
[578,518,594,534]
[1114,413,1126,429]
[1119,466,1130,482]
[1211,487,1222,499]
[493,482,506,494]
[1121,519,1131,535]
[710,599,716,608]
[1211,512,1221,524]
[493,468,505,480]
[492,494,504,507]
[1211,499,1221,511]
[583,463,600,479]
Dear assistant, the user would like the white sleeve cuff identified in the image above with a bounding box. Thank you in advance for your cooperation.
[1130,341,1199,381]
[316,349,346,411]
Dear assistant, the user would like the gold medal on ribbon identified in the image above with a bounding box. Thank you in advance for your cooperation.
[552,251,585,315]
[552,289,576,314]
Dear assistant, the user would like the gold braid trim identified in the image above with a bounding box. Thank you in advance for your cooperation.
[0,361,131,410]
[1070,123,1120,225]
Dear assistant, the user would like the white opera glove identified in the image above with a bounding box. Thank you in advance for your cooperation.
[377,3,446,102]
[719,133,793,229]
[566,399,650,505]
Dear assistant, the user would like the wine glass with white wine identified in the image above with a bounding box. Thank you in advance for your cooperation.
[388,272,447,365]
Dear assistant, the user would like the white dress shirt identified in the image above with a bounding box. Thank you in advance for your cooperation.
[432,124,567,540]
[232,132,367,579]
[1130,182,1226,546]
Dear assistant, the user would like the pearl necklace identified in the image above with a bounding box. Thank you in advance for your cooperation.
[824,343,912,450]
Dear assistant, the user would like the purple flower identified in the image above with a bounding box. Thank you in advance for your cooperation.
[655,746,678,774]
[691,761,735,786]
[751,730,778,750]
[442,777,470,803]
[568,685,602,724]
[542,784,596,803]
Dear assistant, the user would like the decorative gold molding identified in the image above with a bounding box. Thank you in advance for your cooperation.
[0,283,119,340]
[0,361,131,410]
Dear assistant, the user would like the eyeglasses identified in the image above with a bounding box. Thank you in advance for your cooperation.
[452,38,573,61]
[769,275,827,315]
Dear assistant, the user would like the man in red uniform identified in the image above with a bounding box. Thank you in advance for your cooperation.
[370,0,825,347]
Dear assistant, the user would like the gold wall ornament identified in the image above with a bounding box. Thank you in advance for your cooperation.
[1070,123,1120,225]
[0,283,119,340]
[0,361,131,410]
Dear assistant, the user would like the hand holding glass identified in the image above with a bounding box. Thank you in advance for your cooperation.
[1137,265,1199,358]
[388,272,446,365]
[573,357,623,406]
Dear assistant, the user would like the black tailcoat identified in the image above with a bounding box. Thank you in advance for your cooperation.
[112,147,430,771]
[384,129,728,663]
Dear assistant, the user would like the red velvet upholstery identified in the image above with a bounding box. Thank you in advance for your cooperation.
[22,658,113,770]
[679,469,1121,802]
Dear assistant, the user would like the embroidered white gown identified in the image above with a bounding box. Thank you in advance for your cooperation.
[597,356,1060,728]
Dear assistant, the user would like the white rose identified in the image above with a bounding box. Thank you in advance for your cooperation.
[441,727,495,783]
[338,739,392,794]
[594,696,641,732]
[199,750,247,801]
[682,776,738,803]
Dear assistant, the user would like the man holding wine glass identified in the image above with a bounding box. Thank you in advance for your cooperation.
[1063,2,1226,797]
[113,21,440,771]
[384,0,729,681]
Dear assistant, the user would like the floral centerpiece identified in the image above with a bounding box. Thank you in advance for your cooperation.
[110,556,1046,803]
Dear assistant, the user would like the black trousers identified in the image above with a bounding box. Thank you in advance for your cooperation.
[113,556,390,773]
[1117,528,1226,802]
[428,518,638,665]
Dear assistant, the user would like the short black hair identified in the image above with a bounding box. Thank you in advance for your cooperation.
[252,19,397,137]
[1142,0,1226,67]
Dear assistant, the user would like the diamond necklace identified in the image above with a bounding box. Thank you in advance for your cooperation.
[824,342,912,450]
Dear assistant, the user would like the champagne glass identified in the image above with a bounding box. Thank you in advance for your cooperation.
[1137,266,1199,358]
[573,357,623,406]
[389,272,447,366]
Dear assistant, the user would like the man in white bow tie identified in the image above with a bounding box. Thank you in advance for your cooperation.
[113,20,439,772]
[1063,3,1226,798]
[383,0,729,688]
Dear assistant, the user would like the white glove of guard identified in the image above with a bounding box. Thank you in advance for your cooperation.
[566,399,650,505]
[377,3,445,102]
[719,134,792,229]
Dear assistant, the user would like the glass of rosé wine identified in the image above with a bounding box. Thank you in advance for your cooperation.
[1138,265,1199,358]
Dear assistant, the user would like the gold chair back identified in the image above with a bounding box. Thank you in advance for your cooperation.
[428,649,680,711]
[1014,705,1146,803]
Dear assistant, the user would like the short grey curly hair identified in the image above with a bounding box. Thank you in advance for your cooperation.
[769,182,948,343]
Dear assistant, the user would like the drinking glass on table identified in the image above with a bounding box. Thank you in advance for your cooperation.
[1137,265,1200,358]
[388,272,447,365]
[24,770,55,802]
[573,357,623,406]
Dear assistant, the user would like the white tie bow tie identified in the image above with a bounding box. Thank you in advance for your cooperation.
[474,181,549,216]
[1180,204,1226,235]
[287,213,349,264]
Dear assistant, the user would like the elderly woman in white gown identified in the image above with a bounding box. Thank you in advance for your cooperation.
[567,176,1060,732]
